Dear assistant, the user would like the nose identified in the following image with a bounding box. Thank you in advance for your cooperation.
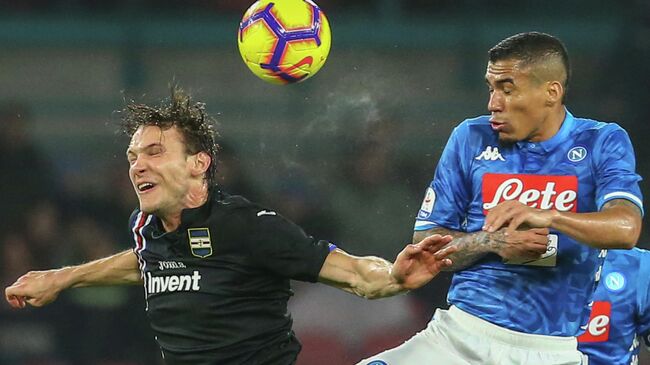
[488,91,503,113]
[130,155,147,175]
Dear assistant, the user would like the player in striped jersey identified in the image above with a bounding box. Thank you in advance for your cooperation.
[5,86,457,365]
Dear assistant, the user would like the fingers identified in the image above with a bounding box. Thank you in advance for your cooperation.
[529,227,550,235]
[433,245,459,260]
[418,234,453,251]
[483,206,513,233]
[403,244,423,257]
[506,214,527,235]
[5,286,27,309]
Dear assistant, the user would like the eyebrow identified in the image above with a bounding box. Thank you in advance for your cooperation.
[126,142,163,156]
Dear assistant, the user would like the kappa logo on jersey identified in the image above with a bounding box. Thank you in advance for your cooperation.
[188,228,212,258]
[417,187,436,219]
[577,301,611,343]
[475,146,505,161]
[567,146,588,162]
[482,173,578,213]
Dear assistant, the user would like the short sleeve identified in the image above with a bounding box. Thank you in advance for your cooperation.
[593,126,644,216]
[243,210,332,282]
[414,124,471,231]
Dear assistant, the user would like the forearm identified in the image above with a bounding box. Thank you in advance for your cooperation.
[318,251,403,299]
[413,228,498,271]
[549,202,641,248]
[58,250,142,290]
[348,256,404,299]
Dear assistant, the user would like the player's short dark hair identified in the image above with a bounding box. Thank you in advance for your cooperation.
[120,85,219,187]
[489,32,570,101]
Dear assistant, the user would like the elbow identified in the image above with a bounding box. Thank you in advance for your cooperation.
[613,220,642,249]
[619,232,640,250]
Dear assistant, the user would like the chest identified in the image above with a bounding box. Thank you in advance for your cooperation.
[468,143,596,214]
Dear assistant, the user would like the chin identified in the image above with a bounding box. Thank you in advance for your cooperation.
[497,133,518,145]
[138,200,156,214]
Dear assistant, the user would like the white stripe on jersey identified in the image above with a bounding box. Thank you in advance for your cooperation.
[132,212,152,275]
[414,220,436,229]
[603,191,643,211]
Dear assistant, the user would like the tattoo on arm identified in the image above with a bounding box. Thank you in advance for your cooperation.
[413,227,505,272]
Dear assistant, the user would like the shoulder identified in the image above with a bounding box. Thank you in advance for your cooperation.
[454,115,491,136]
[216,192,269,217]
[571,116,629,140]
[444,115,495,148]
[213,191,285,228]
[605,248,649,274]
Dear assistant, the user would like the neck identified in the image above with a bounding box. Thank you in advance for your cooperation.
[531,106,566,142]
[160,182,210,232]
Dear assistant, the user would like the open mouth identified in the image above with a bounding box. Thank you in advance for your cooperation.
[137,182,156,193]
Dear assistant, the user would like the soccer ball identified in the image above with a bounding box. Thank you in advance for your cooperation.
[237,0,331,85]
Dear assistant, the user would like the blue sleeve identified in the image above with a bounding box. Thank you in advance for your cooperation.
[414,123,471,231]
[593,125,644,215]
[637,250,650,347]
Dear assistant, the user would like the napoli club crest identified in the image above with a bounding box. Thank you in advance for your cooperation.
[604,272,626,292]
[188,228,213,258]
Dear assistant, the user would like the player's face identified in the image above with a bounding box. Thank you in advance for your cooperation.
[126,125,195,215]
[485,59,551,143]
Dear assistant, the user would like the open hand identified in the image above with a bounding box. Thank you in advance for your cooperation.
[391,234,457,290]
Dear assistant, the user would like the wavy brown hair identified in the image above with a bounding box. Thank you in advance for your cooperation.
[120,85,219,187]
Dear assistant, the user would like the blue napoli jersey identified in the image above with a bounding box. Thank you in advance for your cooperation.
[415,110,644,336]
[578,248,650,365]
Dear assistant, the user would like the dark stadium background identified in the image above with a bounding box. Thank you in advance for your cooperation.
[0,1,648,364]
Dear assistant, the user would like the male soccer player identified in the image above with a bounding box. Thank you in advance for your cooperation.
[578,248,650,365]
[359,32,643,365]
[4,86,457,365]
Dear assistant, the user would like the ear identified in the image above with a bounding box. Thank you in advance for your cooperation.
[545,81,564,106]
[190,151,211,177]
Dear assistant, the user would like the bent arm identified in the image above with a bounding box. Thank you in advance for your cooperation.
[317,250,403,299]
[547,199,642,249]
[413,226,550,272]
[5,250,141,308]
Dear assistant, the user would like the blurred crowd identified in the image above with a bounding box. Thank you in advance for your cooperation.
[0,102,451,364]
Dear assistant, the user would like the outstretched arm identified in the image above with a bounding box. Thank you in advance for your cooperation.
[413,226,550,272]
[5,249,141,308]
[317,234,456,299]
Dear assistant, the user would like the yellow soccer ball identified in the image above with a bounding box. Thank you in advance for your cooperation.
[237,0,331,84]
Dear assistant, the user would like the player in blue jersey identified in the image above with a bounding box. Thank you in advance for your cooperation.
[577,248,650,365]
[358,32,644,365]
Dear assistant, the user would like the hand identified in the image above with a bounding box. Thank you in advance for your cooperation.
[5,270,64,308]
[489,227,550,261]
[483,200,556,234]
[391,234,457,290]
